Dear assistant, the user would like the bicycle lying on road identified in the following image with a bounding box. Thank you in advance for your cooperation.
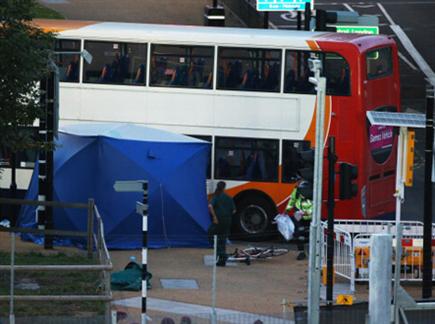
[227,246,289,265]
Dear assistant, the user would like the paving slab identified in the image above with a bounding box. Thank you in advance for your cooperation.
[160,279,199,289]
[113,296,294,324]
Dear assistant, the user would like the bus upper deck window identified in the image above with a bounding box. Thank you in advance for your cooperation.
[83,41,147,86]
[55,39,81,83]
[366,47,392,80]
[150,44,214,89]
[217,47,281,92]
[284,51,316,95]
[325,53,351,96]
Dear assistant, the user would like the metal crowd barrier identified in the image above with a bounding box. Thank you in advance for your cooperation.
[321,219,435,292]
[0,198,113,323]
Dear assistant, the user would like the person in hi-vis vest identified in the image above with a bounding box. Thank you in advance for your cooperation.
[286,180,313,260]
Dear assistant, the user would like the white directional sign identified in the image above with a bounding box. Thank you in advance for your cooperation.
[257,0,312,12]
[113,180,147,192]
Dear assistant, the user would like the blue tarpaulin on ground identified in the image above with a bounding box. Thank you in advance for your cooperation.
[18,123,211,249]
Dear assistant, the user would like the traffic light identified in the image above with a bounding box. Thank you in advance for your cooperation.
[204,4,225,27]
[339,162,358,200]
[297,148,314,183]
[315,9,338,32]
[315,10,362,32]
[295,148,314,200]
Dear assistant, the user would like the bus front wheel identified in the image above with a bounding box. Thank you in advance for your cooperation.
[233,196,275,241]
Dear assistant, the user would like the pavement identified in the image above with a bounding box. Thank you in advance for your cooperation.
[3,230,435,322]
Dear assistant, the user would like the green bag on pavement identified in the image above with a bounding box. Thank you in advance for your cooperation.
[111,261,152,291]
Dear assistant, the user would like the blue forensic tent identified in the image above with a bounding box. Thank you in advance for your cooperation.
[19,123,211,249]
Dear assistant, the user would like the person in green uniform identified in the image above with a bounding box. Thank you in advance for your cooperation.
[208,181,236,267]
[286,180,313,260]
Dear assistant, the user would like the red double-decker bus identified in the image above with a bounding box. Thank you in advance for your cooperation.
[0,20,400,239]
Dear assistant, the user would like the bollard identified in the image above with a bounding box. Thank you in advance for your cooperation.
[211,234,218,324]
[141,182,149,324]
[369,234,392,324]
[111,310,117,324]
[9,232,15,324]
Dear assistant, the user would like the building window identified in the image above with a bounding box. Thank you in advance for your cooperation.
[83,41,147,85]
[55,39,81,83]
[150,44,214,89]
[217,47,281,92]
[215,137,279,182]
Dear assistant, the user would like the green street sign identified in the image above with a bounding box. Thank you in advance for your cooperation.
[336,25,379,35]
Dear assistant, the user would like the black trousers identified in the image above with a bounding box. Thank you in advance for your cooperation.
[217,218,231,259]
[292,217,311,251]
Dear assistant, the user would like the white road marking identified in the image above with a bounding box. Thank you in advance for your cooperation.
[343,3,355,11]
[376,3,435,86]
[398,52,418,71]
[269,20,278,29]
[273,24,297,29]
[352,4,376,8]
[390,24,435,85]
[377,2,396,25]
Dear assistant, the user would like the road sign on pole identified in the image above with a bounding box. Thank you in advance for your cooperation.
[256,0,313,11]
[336,25,379,35]
[113,180,147,192]
[113,179,149,323]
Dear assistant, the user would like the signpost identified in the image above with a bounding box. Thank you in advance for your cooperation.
[256,0,313,11]
[113,180,149,324]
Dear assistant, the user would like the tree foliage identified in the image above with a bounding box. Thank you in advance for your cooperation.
[0,0,55,153]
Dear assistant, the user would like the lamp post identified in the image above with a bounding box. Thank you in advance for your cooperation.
[38,50,92,248]
[307,58,327,324]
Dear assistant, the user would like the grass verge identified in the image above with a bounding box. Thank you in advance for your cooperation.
[0,252,106,317]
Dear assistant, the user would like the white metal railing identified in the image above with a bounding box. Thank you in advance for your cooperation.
[321,219,435,293]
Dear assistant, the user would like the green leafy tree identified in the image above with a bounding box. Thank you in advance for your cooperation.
[0,0,55,164]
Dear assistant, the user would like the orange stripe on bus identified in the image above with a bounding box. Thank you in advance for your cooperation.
[225,181,297,208]
[32,19,97,33]
[307,40,320,51]
[303,96,332,147]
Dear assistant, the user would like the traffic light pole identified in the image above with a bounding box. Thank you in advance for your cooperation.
[326,137,336,306]
[308,60,327,324]
[304,3,311,31]
[422,86,434,299]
